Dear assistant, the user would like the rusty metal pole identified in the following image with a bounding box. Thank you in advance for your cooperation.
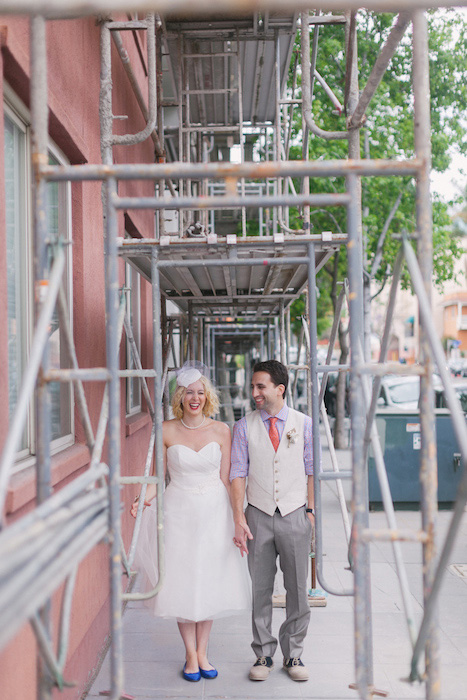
[279,299,286,365]
[346,11,375,698]
[100,19,124,699]
[30,15,54,700]
[161,297,170,419]
[188,301,195,361]
[412,11,440,699]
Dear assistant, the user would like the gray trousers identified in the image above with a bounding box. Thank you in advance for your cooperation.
[246,504,312,659]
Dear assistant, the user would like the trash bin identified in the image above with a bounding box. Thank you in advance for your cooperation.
[368,409,464,507]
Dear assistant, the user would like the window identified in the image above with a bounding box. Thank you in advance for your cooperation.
[4,104,29,456]
[47,149,73,444]
[125,258,142,415]
[3,90,73,469]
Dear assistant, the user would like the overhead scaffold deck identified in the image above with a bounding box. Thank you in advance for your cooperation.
[0,3,467,700]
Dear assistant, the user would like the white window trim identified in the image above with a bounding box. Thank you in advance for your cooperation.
[4,86,74,472]
[4,98,33,464]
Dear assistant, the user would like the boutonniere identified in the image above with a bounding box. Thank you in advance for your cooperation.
[286,428,299,447]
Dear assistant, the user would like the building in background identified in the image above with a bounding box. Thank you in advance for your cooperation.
[0,15,155,698]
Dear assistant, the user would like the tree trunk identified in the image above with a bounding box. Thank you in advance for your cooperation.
[363,274,372,362]
[334,321,350,449]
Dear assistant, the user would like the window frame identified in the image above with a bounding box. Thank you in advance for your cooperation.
[4,98,33,463]
[4,85,74,472]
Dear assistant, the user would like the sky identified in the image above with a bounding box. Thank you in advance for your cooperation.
[431,153,467,202]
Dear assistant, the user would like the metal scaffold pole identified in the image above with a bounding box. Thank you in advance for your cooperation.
[412,11,440,698]
[30,14,53,700]
[346,172,373,700]
[99,19,123,700]
[345,11,374,698]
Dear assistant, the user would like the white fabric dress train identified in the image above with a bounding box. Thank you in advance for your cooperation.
[134,441,251,622]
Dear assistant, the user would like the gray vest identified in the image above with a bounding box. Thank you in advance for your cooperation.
[245,408,307,516]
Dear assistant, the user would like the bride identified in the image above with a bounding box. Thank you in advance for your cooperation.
[131,364,251,682]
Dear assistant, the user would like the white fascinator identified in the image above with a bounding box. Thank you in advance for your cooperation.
[176,361,211,388]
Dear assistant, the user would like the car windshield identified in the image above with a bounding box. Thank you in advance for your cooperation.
[387,381,420,404]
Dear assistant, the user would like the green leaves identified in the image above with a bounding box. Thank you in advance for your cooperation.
[287,10,466,308]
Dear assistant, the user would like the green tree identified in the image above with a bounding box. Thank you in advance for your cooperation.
[286,10,467,444]
[289,10,466,284]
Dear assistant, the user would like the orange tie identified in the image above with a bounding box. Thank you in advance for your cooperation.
[269,417,280,452]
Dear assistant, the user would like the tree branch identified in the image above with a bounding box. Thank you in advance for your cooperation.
[371,274,389,300]
[310,208,344,234]
[370,185,407,279]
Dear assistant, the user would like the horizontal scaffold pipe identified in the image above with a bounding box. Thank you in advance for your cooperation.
[112,192,351,211]
[156,256,312,268]
[119,233,347,248]
[41,158,423,182]
[1,1,464,18]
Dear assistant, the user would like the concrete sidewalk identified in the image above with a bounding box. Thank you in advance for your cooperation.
[86,431,467,700]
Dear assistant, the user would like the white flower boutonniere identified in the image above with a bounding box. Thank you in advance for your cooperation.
[286,428,299,448]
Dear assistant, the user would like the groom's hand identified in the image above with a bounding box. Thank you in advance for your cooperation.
[233,520,253,557]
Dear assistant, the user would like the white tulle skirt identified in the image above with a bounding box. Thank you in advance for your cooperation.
[134,480,251,622]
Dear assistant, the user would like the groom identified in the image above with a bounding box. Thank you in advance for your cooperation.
[230,360,316,682]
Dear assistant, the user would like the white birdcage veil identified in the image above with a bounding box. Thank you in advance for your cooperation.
[175,361,211,388]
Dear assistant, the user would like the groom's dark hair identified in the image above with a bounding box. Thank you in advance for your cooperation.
[253,360,288,398]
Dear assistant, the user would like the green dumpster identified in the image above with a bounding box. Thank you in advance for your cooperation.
[368,409,464,507]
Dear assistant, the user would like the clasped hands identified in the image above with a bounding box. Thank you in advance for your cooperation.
[233,520,253,556]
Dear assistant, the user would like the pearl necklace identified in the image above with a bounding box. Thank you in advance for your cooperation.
[180,416,206,430]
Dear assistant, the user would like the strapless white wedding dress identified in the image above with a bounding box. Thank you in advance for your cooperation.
[134,442,251,622]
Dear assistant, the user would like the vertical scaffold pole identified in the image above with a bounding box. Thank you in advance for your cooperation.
[306,244,321,588]
[100,20,123,699]
[279,299,286,365]
[188,301,194,361]
[412,12,440,699]
[151,248,166,615]
[345,9,374,695]
[30,15,53,700]
[275,31,282,232]
[237,32,246,238]
[178,33,184,238]
[347,173,373,700]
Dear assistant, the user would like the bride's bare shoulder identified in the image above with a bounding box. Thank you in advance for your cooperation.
[163,419,180,434]
[210,419,231,438]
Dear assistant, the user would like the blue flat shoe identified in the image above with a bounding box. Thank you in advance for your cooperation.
[183,664,201,682]
[200,666,218,679]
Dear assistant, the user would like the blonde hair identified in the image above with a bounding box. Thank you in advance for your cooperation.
[171,375,220,419]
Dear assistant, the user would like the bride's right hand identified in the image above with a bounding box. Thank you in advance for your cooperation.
[130,497,151,518]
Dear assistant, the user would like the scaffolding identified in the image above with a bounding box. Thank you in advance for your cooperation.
[1,3,467,700]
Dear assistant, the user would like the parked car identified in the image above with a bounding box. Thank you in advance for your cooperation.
[323,373,465,417]
[377,375,420,410]
[448,358,467,377]
[434,382,467,417]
